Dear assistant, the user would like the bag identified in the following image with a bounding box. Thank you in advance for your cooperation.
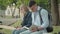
[39,8,53,33]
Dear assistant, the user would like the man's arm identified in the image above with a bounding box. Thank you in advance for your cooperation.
[38,9,49,30]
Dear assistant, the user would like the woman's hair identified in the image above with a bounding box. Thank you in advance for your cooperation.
[20,4,29,12]
[20,4,29,17]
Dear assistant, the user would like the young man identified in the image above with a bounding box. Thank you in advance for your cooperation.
[20,1,49,34]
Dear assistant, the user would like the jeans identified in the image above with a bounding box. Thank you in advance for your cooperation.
[20,30,43,34]
[12,28,27,34]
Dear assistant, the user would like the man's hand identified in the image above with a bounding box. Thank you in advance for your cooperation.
[31,27,38,32]
[38,27,44,30]
[30,25,38,32]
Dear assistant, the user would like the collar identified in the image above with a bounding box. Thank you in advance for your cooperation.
[37,6,41,10]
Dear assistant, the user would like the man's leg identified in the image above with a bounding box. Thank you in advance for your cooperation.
[12,29,27,34]
[20,30,32,34]
[31,31,43,34]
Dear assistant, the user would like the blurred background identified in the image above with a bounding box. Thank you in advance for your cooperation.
[0,0,60,34]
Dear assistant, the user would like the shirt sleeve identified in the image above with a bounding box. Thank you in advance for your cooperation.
[40,9,49,28]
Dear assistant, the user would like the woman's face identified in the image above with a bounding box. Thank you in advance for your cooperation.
[20,7,25,19]
[20,6,28,14]
[20,7,25,13]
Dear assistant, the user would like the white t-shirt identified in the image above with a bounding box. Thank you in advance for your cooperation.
[32,6,49,28]
[32,11,41,26]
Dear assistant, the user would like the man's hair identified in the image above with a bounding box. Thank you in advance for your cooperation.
[29,1,36,7]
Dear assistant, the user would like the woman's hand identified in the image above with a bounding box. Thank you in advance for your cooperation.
[15,26,22,30]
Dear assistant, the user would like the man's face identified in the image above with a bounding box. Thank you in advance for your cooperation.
[31,4,37,12]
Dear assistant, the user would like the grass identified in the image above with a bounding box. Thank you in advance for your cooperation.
[2,29,12,34]
[11,19,22,27]
[0,19,22,34]
[5,16,13,19]
[1,26,60,34]
[53,26,60,34]
[0,20,60,34]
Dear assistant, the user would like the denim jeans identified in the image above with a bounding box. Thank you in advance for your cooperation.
[20,30,43,34]
[12,28,27,34]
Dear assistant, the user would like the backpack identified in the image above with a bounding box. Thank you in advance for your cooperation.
[39,8,53,33]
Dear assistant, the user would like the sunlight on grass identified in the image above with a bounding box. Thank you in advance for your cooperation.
[3,29,12,34]
[3,26,60,34]
[2,20,60,34]
[1,19,22,34]
[53,26,60,33]
[11,19,22,27]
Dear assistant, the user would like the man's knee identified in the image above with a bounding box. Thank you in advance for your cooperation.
[20,30,31,34]
[31,31,40,34]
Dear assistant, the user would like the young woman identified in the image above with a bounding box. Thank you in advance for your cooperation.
[12,4,32,34]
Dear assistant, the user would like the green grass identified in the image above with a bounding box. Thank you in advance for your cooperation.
[1,20,60,34]
[2,26,60,34]
[5,16,13,19]
[2,29,12,34]
[52,26,60,34]
[0,19,22,34]
[11,19,22,27]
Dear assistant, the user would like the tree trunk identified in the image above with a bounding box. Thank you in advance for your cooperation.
[58,2,60,25]
[51,0,59,25]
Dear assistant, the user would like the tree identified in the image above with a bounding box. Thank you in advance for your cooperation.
[58,0,60,25]
[51,0,59,25]
[0,0,13,10]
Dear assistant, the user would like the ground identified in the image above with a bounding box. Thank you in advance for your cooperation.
[0,20,60,34]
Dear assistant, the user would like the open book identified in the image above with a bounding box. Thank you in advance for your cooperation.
[22,24,38,30]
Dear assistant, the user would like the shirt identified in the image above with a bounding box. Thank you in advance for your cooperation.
[32,11,41,26]
[32,8,49,28]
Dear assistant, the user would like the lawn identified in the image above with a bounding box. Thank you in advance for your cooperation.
[1,20,60,34]
[53,26,60,34]
[0,19,21,34]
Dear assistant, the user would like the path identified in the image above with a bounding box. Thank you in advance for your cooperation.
[0,18,19,26]
[0,25,16,30]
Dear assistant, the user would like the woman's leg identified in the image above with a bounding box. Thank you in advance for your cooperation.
[12,29,17,34]
[12,29,27,34]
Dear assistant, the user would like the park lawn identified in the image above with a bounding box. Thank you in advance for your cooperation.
[2,20,60,34]
[1,19,21,34]
[53,26,60,34]
[11,19,22,27]
[2,29,12,34]
[2,26,60,34]
[5,16,13,19]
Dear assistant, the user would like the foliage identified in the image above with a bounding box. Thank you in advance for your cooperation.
[0,0,13,10]
[0,0,49,10]
[58,0,60,3]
